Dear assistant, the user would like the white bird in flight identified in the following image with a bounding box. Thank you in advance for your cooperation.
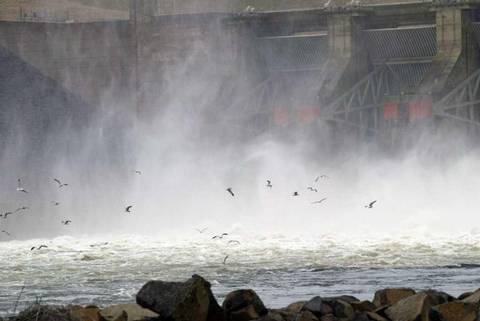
[17,179,28,193]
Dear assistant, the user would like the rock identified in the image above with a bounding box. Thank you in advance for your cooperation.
[365,312,389,321]
[222,289,268,321]
[423,290,455,304]
[458,292,474,300]
[296,311,319,321]
[101,311,127,321]
[99,304,158,321]
[351,301,376,313]
[15,305,74,321]
[70,306,101,321]
[354,312,389,321]
[303,297,333,316]
[263,309,319,321]
[322,299,354,321]
[285,301,306,313]
[429,301,478,321]
[302,296,354,320]
[324,296,360,305]
[253,310,286,321]
[462,289,480,304]
[384,291,445,321]
[319,315,335,321]
[277,308,304,321]
[136,274,224,321]
[372,288,416,308]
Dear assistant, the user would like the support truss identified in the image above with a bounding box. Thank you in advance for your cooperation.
[219,77,274,135]
[323,65,397,132]
[433,68,480,126]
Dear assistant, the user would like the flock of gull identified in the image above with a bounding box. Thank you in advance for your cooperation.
[0,172,378,262]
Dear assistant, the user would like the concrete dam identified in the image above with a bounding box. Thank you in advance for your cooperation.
[2,0,480,141]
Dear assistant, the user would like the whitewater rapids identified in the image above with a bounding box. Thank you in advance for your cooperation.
[1,233,480,315]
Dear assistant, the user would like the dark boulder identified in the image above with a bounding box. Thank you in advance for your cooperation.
[302,296,355,320]
[423,290,455,304]
[322,299,354,321]
[458,292,474,300]
[136,274,224,321]
[285,302,306,314]
[462,289,480,304]
[303,297,333,317]
[384,291,451,321]
[324,296,360,305]
[253,310,286,321]
[222,289,268,321]
[372,288,416,308]
[350,301,376,313]
[354,312,389,321]
[429,301,478,321]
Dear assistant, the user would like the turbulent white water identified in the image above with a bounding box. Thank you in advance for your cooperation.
[2,233,480,315]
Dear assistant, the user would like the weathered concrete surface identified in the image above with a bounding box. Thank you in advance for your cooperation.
[0,20,134,106]
[0,0,128,23]
[133,0,434,16]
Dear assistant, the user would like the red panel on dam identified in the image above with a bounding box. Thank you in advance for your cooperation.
[383,101,399,121]
[297,107,320,124]
[273,108,289,125]
[408,100,432,121]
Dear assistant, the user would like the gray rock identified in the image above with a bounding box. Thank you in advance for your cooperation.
[384,291,444,321]
[462,289,480,304]
[222,289,267,321]
[99,304,158,321]
[372,288,416,308]
[458,292,474,300]
[303,297,333,317]
[136,274,224,321]
[429,301,478,321]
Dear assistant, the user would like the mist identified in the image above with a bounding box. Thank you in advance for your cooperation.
[1,15,480,244]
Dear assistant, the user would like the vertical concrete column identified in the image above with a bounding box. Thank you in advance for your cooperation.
[129,0,157,114]
[419,7,478,96]
[319,12,368,103]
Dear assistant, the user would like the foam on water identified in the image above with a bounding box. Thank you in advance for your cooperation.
[2,233,480,315]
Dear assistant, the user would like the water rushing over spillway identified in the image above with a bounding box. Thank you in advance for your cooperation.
[2,234,480,315]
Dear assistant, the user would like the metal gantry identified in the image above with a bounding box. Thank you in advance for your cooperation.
[219,77,275,136]
[433,68,480,127]
[323,65,397,133]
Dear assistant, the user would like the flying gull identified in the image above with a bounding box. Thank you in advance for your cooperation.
[307,187,318,192]
[293,192,299,196]
[15,206,29,213]
[89,242,109,248]
[53,178,68,188]
[312,198,327,204]
[17,179,28,193]
[134,170,142,175]
[228,240,241,245]
[1,230,11,236]
[223,255,229,265]
[51,201,60,206]
[195,227,208,234]
[212,233,228,240]
[1,212,13,219]
[31,245,48,251]
[314,175,329,182]
[125,205,133,213]
[365,200,377,209]
[61,220,72,225]
[226,188,234,197]
[266,180,272,188]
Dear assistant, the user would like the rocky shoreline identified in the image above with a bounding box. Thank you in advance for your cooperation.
[3,274,478,321]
